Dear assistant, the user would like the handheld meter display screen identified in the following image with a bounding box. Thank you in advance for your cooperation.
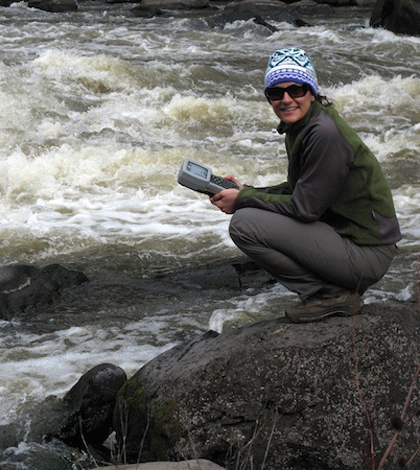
[187,161,209,180]
[177,158,239,196]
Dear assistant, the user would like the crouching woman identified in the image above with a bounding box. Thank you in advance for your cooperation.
[211,47,401,323]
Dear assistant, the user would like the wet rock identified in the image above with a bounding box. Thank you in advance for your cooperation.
[0,439,87,470]
[0,364,126,470]
[0,396,90,470]
[128,0,335,23]
[316,0,357,5]
[130,5,164,17]
[252,14,280,31]
[0,396,69,450]
[208,0,297,25]
[139,0,210,8]
[95,461,225,469]
[0,364,127,450]
[129,0,211,15]
[288,0,335,15]
[155,259,274,291]
[370,0,420,37]
[114,302,420,469]
[27,0,78,12]
[0,264,88,320]
[56,363,127,448]
[205,0,336,27]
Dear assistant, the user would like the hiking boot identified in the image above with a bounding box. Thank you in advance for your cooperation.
[285,291,363,323]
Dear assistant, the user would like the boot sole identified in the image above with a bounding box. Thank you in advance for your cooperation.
[285,300,364,324]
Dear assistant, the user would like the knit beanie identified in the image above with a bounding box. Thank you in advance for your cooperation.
[264,47,319,96]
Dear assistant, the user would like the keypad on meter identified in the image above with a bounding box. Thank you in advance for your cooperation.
[210,175,239,189]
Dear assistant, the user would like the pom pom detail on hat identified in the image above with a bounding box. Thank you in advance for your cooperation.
[264,47,319,96]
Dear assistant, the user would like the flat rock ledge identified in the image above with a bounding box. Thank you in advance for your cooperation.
[115,301,420,469]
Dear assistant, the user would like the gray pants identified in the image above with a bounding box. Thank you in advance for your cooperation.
[229,208,397,301]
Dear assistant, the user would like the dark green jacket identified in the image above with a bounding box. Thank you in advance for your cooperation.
[236,101,401,246]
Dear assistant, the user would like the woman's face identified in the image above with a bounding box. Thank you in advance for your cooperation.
[269,82,314,124]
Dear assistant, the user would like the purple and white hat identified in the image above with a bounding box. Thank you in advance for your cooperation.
[264,47,318,96]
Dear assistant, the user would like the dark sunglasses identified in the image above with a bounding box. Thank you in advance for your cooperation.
[265,84,310,101]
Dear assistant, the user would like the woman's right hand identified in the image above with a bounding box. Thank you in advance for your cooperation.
[210,188,240,214]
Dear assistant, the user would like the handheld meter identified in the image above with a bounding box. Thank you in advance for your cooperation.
[177,158,240,196]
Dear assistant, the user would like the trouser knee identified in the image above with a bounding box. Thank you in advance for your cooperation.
[229,209,253,248]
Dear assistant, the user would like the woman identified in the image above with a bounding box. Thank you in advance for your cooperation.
[211,47,401,323]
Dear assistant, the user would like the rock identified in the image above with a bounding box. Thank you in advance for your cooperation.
[27,0,78,12]
[132,0,210,10]
[0,264,88,320]
[357,0,377,5]
[0,439,88,470]
[130,0,210,12]
[94,461,225,469]
[252,14,280,31]
[289,0,335,15]
[114,302,420,469]
[370,0,420,37]
[0,396,69,450]
[153,259,275,292]
[0,365,126,449]
[56,363,127,448]
[316,0,357,5]
[208,0,298,25]
[206,0,335,27]
[130,4,164,17]
[0,364,126,470]
[0,396,91,470]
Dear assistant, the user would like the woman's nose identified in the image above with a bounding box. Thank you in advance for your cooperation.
[281,91,293,102]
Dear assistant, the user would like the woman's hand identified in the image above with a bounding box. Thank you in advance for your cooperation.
[211,188,240,214]
[224,175,243,187]
[210,175,243,214]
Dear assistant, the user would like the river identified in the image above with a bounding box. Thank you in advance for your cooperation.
[0,0,419,425]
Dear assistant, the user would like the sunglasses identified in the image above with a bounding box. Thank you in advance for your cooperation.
[265,84,310,101]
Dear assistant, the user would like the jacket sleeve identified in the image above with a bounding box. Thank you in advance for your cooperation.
[235,116,354,222]
[243,181,292,195]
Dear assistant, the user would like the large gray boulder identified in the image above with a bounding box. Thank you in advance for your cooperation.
[114,301,420,469]
[370,0,420,36]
